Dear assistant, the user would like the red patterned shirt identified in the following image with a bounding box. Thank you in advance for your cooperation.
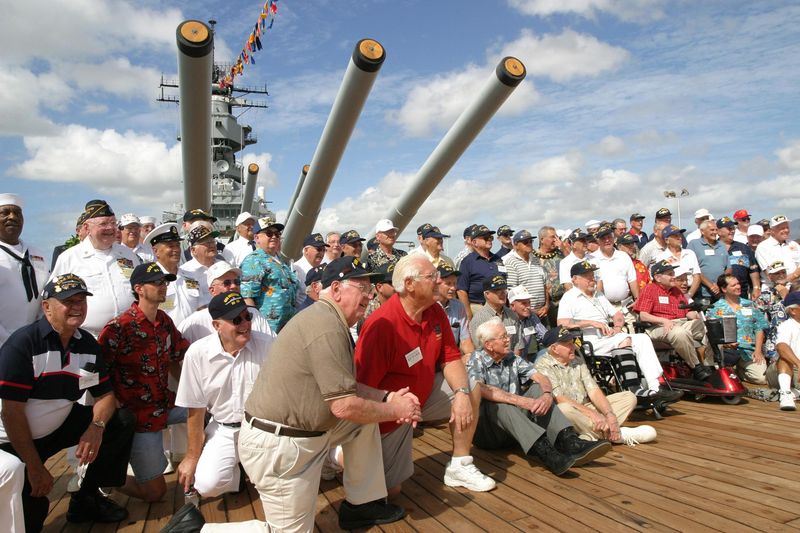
[99,302,189,432]
[633,258,651,291]
[634,282,688,320]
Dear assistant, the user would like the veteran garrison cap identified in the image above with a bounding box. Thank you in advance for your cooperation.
[303,233,329,249]
[84,199,114,220]
[42,273,93,300]
[145,223,182,246]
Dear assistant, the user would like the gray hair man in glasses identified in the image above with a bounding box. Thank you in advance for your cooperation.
[178,262,274,343]
[175,291,273,501]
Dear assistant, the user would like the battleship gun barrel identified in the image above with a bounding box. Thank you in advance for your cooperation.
[176,20,214,212]
[281,39,386,261]
[285,164,310,224]
[241,163,259,215]
[384,57,526,234]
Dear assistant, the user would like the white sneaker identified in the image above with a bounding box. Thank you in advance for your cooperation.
[443,456,496,492]
[321,446,343,481]
[619,425,657,447]
[779,390,797,411]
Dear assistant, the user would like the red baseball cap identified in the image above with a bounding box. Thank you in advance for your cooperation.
[733,209,750,220]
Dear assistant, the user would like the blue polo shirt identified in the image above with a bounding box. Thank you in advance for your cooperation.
[687,238,730,297]
[457,251,502,304]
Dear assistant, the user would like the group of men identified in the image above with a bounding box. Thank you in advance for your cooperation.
[2,192,800,533]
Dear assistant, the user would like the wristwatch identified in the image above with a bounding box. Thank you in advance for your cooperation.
[454,387,471,395]
[92,420,106,430]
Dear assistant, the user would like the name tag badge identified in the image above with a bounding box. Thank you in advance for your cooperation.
[405,347,423,368]
[732,251,742,257]
[523,326,536,336]
[704,249,715,256]
[505,325,517,335]
[120,267,133,279]
[497,265,507,273]
[79,369,100,390]
[741,308,753,317]
[658,296,670,304]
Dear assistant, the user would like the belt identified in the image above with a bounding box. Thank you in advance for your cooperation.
[244,412,324,438]
[220,421,241,428]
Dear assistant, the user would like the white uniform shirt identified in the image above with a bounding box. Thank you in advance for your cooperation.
[155,261,204,328]
[776,318,800,356]
[50,239,138,337]
[0,239,49,346]
[558,252,595,285]
[638,239,667,269]
[132,243,154,263]
[291,256,314,308]
[593,250,636,303]
[655,248,701,286]
[223,237,254,267]
[178,307,275,344]
[756,236,800,285]
[175,331,273,424]
[733,229,749,244]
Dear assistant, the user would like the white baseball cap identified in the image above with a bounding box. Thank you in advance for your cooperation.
[507,285,533,303]
[139,216,157,225]
[118,213,141,227]
[0,193,22,208]
[747,225,764,237]
[694,208,712,219]
[235,212,256,226]
[205,261,242,287]
[375,219,398,233]
[770,214,791,228]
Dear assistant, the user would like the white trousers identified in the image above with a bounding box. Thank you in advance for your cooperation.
[194,420,241,497]
[586,332,664,391]
[1,449,25,533]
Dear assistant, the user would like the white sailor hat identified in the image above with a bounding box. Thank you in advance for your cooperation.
[0,193,23,208]
[139,216,157,225]
[145,223,182,246]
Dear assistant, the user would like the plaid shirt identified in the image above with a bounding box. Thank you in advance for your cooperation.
[634,282,688,320]
[366,247,407,271]
[533,350,599,405]
[466,349,536,396]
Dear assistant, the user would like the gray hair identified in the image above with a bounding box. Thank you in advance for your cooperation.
[538,226,556,240]
[326,231,340,240]
[699,219,715,231]
[475,317,505,346]
[612,218,626,227]
[391,254,429,294]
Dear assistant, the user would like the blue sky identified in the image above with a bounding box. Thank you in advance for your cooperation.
[2,0,799,256]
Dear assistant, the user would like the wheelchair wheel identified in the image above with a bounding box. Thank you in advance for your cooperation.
[720,395,741,405]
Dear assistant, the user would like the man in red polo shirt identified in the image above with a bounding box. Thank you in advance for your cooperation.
[355,255,496,495]
[634,260,712,380]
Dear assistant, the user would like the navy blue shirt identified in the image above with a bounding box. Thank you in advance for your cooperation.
[726,241,759,295]
[630,230,649,250]
[494,246,512,259]
[457,251,502,304]
[0,317,111,403]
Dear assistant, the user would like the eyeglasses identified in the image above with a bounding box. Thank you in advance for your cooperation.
[216,278,242,288]
[414,272,441,282]
[740,217,751,221]
[517,239,533,245]
[231,311,253,326]
[194,239,217,248]
[342,280,373,295]
[488,333,510,342]
[90,220,117,229]
[147,279,170,286]
[265,230,282,238]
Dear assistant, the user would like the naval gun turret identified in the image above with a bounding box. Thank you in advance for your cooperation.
[281,39,386,261]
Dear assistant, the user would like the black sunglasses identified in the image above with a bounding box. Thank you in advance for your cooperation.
[218,278,242,288]
[231,311,253,326]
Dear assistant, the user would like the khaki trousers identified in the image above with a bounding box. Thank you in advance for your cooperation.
[238,417,387,533]
[647,318,706,367]
[557,391,637,440]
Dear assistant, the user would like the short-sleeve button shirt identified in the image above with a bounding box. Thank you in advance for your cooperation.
[466,349,536,396]
[240,249,299,332]
[534,350,599,405]
[634,282,689,320]
[708,298,768,359]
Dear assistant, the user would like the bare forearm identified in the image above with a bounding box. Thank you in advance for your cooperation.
[588,388,613,416]
[640,311,670,326]
[777,343,800,367]
[91,392,116,425]
[329,395,397,424]
[442,360,469,391]
[185,409,206,459]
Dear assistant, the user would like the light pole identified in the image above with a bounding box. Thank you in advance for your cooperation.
[663,189,690,228]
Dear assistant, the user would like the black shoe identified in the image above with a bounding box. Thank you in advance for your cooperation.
[555,428,612,466]
[693,365,714,381]
[648,388,683,404]
[529,436,576,476]
[338,498,406,530]
[66,492,129,523]
[160,503,206,533]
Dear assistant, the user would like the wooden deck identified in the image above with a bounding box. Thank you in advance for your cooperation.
[41,396,800,532]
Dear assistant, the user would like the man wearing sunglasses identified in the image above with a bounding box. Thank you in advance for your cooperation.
[756,215,800,288]
[240,216,299,333]
[98,262,190,504]
[178,262,274,343]
[176,291,273,503]
[733,209,751,244]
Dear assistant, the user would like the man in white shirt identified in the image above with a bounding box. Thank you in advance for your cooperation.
[176,292,273,499]
[222,212,257,267]
[559,230,594,291]
[593,223,638,314]
[0,194,50,347]
[756,215,800,287]
[772,292,800,410]
[655,225,701,298]
[178,261,274,343]
[685,208,713,243]
[291,233,328,308]
[51,200,139,337]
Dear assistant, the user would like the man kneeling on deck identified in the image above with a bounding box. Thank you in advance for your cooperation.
[534,327,657,446]
[466,318,611,476]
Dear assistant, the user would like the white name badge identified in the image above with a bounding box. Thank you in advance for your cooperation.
[704,249,715,256]
[405,347,423,368]
[523,326,537,336]
[497,265,507,273]
[732,251,742,257]
[505,325,517,336]
[741,308,753,316]
[658,296,670,304]
[79,369,100,390]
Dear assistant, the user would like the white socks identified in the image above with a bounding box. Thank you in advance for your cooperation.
[778,372,791,392]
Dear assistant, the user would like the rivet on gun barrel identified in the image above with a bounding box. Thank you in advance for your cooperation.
[281,39,386,261]
[384,56,526,235]
[176,20,214,212]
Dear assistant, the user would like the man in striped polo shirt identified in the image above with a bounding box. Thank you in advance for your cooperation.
[502,229,549,320]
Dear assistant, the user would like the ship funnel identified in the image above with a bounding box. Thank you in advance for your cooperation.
[285,164,310,224]
[176,20,214,212]
[383,57,526,235]
[241,163,259,215]
[281,39,386,261]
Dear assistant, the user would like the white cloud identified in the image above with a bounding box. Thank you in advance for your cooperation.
[520,152,585,184]
[594,168,640,190]
[496,29,630,83]
[508,0,667,22]
[776,139,800,171]
[0,68,73,136]
[55,58,162,99]
[594,135,627,156]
